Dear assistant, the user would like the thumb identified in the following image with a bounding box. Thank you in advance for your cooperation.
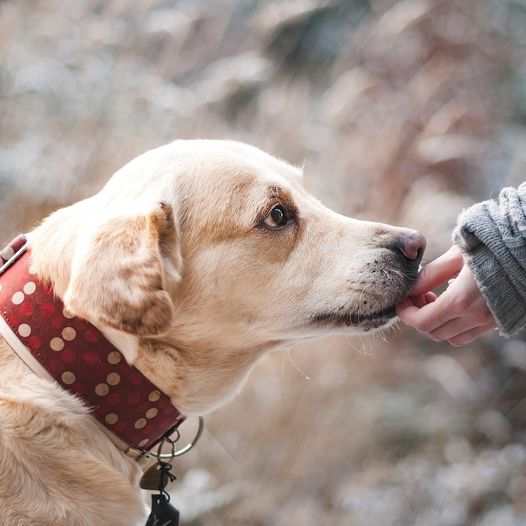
[410,245,464,296]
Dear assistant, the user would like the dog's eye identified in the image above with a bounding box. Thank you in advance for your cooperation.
[263,204,289,228]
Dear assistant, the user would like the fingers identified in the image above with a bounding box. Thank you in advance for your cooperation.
[428,313,495,343]
[397,246,498,348]
[397,263,496,345]
[397,292,437,313]
[447,323,496,347]
[410,245,464,296]
[397,293,457,333]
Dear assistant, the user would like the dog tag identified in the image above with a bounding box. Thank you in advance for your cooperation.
[145,493,179,526]
[140,462,172,491]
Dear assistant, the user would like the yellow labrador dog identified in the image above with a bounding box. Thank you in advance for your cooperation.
[0,140,424,525]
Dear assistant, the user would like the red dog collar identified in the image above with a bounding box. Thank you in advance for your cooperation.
[0,235,185,453]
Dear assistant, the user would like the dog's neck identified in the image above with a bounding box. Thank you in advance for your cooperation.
[134,336,270,416]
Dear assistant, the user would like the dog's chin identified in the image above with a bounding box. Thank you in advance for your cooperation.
[312,305,397,333]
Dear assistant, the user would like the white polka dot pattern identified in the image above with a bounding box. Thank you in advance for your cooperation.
[62,327,76,341]
[95,383,109,396]
[107,351,121,365]
[63,308,75,319]
[134,418,147,430]
[50,337,65,351]
[107,372,120,386]
[23,282,36,295]
[148,390,161,402]
[18,323,31,337]
[0,239,186,451]
[61,371,76,385]
[146,408,158,419]
[11,292,24,305]
[105,413,118,425]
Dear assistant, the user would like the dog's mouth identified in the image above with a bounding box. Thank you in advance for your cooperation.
[312,304,397,330]
[309,260,419,333]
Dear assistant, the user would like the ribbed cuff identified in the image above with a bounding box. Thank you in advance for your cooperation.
[458,241,526,337]
[453,200,526,336]
[452,185,526,337]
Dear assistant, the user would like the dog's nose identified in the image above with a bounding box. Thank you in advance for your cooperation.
[397,231,426,263]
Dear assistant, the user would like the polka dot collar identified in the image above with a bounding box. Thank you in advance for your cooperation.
[0,235,185,453]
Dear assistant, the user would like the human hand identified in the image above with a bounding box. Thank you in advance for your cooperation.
[397,245,496,346]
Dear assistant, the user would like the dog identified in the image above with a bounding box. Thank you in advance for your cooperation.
[0,140,425,525]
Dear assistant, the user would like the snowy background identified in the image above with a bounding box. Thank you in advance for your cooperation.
[2,1,526,524]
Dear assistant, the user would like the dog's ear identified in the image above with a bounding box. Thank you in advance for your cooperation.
[64,202,182,336]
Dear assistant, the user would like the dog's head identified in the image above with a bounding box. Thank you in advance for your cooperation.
[30,140,424,412]
[38,140,423,346]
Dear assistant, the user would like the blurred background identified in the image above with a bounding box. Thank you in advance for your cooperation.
[2,0,526,524]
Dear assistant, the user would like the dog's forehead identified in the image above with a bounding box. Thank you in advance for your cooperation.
[178,142,304,206]
[199,157,300,195]
[195,142,302,188]
[216,140,303,182]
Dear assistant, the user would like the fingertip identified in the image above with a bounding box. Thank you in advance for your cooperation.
[410,269,438,296]
[410,247,465,295]
[409,273,431,297]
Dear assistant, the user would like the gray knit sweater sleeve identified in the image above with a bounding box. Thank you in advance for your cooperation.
[453,183,526,337]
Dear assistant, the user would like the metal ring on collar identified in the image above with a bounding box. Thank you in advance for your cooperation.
[157,416,204,460]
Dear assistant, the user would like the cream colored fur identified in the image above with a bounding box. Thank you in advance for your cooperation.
[0,140,421,525]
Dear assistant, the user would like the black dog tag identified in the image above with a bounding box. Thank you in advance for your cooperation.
[145,493,179,526]
[143,460,179,526]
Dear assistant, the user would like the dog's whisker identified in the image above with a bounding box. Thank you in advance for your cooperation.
[286,349,311,381]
